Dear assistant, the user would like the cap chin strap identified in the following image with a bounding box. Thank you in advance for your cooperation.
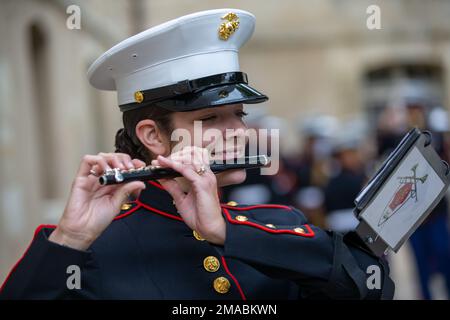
[120,72,248,112]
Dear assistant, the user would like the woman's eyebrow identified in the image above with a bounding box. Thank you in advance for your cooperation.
[196,111,216,117]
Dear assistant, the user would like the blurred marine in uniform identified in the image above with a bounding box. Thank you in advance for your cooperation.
[324,119,368,233]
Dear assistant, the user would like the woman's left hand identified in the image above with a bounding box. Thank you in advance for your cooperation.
[153,146,226,245]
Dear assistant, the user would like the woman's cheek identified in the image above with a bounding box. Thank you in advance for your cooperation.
[216,169,246,187]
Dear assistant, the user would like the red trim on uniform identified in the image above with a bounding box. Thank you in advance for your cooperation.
[220,204,292,211]
[33,224,57,235]
[136,199,183,221]
[146,180,166,191]
[113,202,142,220]
[222,208,315,237]
[221,256,246,300]
[0,224,57,293]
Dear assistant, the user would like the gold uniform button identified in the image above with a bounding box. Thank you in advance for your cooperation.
[235,215,248,222]
[203,256,220,272]
[226,201,238,206]
[294,227,305,234]
[213,276,231,294]
[121,203,132,210]
[265,224,276,229]
[193,230,205,241]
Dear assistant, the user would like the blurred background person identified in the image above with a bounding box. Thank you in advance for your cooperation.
[287,115,338,228]
[324,120,367,233]
[406,107,450,300]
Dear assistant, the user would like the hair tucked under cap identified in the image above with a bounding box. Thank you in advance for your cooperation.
[114,105,174,163]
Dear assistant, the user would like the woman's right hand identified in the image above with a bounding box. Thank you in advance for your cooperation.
[48,153,147,251]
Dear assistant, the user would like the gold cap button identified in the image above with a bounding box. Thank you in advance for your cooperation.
[226,201,238,206]
[218,90,229,98]
[203,256,220,272]
[121,203,132,210]
[193,230,205,241]
[134,91,144,103]
[294,227,305,234]
[213,276,231,294]
[266,224,276,229]
[235,215,248,222]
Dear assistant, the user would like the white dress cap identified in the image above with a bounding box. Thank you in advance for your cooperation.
[87,9,260,108]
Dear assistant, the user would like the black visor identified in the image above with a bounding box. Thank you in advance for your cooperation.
[119,72,268,112]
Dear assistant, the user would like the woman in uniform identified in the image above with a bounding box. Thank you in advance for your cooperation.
[0,9,394,300]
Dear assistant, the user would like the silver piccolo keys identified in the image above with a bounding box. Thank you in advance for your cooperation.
[98,155,270,186]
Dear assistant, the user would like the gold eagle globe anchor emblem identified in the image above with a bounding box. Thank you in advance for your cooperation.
[218,12,240,40]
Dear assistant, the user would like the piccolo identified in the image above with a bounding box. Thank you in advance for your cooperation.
[98,155,270,186]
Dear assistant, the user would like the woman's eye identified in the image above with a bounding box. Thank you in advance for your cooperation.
[236,111,248,118]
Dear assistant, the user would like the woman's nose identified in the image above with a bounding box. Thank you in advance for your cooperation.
[220,120,247,139]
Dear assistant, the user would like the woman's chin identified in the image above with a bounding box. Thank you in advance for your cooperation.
[216,169,247,187]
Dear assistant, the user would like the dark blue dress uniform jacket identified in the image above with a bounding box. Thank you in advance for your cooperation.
[0,181,395,299]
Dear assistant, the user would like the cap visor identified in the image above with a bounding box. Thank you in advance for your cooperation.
[154,83,268,111]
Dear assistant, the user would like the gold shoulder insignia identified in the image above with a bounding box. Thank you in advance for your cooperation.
[114,202,140,220]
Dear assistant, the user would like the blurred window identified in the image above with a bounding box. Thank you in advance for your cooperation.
[363,63,444,132]
[29,23,57,199]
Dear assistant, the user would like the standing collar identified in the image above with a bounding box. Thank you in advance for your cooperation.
[135,180,228,221]
[136,180,182,221]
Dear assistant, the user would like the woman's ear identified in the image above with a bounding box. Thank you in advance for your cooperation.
[135,119,169,156]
